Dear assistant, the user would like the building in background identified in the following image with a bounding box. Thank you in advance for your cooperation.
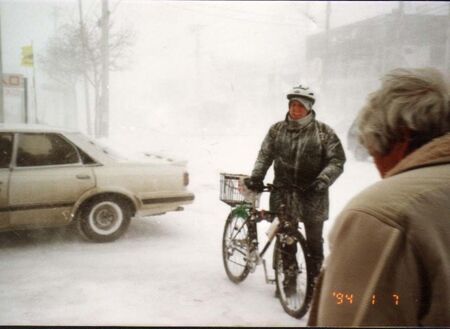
[306,7,449,158]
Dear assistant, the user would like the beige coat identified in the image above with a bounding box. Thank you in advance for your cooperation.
[308,133,450,326]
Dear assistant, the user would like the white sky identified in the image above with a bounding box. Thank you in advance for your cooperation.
[0,1,448,136]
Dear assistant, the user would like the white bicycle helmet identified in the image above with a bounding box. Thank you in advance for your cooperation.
[286,85,315,105]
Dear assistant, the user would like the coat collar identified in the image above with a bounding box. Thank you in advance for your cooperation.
[386,133,450,177]
[284,110,315,130]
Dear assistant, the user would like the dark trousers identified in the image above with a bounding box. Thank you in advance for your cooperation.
[304,221,324,276]
[280,220,324,280]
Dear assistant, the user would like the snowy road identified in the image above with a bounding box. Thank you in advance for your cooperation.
[0,134,378,326]
[0,188,308,326]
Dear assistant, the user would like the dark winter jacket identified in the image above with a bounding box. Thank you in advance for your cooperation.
[251,111,346,222]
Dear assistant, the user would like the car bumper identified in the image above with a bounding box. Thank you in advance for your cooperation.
[136,193,195,217]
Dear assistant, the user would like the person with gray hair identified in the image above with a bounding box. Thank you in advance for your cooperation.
[308,67,450,326]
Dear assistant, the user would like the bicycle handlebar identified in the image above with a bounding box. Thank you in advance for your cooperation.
[244,177,308,194]
[264,183,306,193]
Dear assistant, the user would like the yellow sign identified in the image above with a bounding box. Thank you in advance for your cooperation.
[21,45,33,67]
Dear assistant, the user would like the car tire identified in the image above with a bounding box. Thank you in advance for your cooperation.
[78,196,132,242]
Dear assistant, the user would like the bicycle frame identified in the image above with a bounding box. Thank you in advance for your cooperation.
[221,177,314,319]
[229,191,298,280]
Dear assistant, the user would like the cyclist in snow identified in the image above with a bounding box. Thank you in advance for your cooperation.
[245,85,346,296]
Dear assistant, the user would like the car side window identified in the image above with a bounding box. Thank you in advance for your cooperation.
[0,133,13,168]
[76,146,97,164]
[16,133,80,167]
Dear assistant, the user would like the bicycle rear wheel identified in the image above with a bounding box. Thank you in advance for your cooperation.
[222,211,252,283]
[274,231,313,319]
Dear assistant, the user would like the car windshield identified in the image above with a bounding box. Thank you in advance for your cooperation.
[68,132,126,161]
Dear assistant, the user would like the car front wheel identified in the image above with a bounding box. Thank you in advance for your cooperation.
[78,197,131,242]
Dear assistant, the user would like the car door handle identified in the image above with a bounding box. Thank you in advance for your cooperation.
[76,174,91,180]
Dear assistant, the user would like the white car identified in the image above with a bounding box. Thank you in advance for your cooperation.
[0,124,194,242]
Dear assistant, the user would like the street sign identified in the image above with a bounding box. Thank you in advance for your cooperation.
[21,45,33,67]
[2,73,25,89]
[2,73,26,123]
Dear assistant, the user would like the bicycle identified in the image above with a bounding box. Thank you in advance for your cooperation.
[220,173,314,319]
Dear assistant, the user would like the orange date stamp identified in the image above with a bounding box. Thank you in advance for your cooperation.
[332,292,400,305]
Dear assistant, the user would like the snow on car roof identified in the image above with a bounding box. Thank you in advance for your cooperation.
[0,124,116,164]
[0,123,78,134]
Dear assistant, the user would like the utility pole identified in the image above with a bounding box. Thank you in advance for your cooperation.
[99,0,110,137]
[325,1,331,33]
[396,1,405,69]
[321,1,331,97]
[0,10,4,123]
[31,41,38,123]
[78,0,93,136]
[446,2,450,74]
[398,1,404,15]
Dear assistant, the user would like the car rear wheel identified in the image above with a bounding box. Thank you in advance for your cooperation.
[78,197,131,242]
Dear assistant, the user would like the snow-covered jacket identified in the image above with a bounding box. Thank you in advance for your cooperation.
[251,111,345,223]
[308,133,450,326]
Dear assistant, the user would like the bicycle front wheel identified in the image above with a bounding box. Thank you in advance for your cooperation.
[274,230,313,319]
[222,211,252,283]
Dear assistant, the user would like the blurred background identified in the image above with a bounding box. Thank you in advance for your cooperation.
[1,1,448,139]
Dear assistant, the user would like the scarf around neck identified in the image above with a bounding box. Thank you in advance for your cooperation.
[286,111,314,130]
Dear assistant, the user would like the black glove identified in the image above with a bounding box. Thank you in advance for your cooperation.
[309,179,328,193]
[244,177,264,192]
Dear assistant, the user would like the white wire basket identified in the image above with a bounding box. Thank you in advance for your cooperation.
[219,173,261,207]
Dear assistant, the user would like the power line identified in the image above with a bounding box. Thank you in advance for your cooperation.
[194,2,317,27]
[83,0,123,37]
[413,4,448,15]
[85,0,99,21]
[413,2,447,11]
[110,0,122,15]
[169,3,314,29]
